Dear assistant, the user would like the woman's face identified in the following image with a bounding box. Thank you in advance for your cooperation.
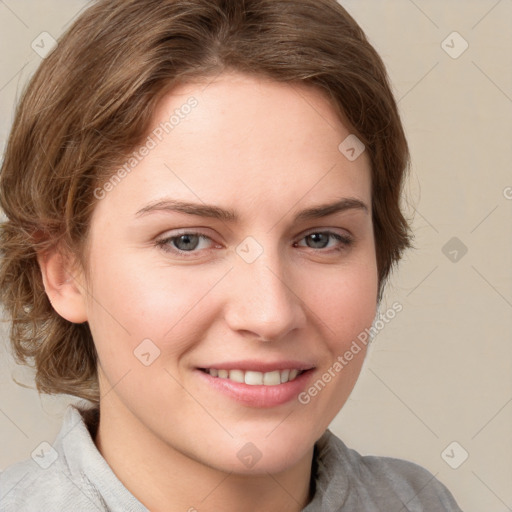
[79,72,378,474]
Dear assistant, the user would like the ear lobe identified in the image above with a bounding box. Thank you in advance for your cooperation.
[37,247,88,324]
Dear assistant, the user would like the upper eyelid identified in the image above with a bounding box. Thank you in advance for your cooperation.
[158,225,352,239]
[157,228,352,250]
[301,226,352,237]
[160,228,348,240]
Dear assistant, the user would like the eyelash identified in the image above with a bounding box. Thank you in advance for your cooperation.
[155,230,354,258]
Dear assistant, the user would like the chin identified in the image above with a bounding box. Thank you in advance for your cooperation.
[201,429,316,476]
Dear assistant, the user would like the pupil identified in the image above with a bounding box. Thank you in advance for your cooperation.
[175,234,199,251]
[308,233,328,248]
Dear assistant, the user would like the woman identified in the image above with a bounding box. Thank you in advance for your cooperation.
[0,0,462,510]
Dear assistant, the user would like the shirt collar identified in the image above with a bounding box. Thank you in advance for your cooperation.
[57,404,148,511]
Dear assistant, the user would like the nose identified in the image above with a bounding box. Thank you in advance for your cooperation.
[223,246,307,342]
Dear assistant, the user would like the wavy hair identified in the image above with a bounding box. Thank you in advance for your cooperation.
[0,0,413,404]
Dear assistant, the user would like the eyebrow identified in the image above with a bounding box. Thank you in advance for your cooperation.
[135,197,369,223]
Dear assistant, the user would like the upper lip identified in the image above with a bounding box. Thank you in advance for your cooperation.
[197,360,316,373]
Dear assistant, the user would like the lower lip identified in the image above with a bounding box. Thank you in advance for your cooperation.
[195,369,314,408]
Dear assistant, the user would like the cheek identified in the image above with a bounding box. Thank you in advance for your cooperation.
[296,261,377,419]
[84,251,224,358]
[300,258,378,346]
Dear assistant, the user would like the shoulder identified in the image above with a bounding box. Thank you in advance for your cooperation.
[312,430,463,511]
[0,453,99,511]
[357,452,461,509]
[0,405,106,512]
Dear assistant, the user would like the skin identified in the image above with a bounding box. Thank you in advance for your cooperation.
[40,72,378,512]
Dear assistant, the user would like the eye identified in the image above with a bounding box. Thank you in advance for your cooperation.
[155,229,353,258]
[294,231,353,251]
[156,231,217,256]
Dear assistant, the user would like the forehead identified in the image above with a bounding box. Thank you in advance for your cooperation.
[155,72,361,165]
[93,72,372,222]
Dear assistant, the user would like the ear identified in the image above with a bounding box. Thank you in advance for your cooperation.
[37,246,88,323]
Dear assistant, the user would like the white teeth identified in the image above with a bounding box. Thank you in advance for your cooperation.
[245,371,263,385]
[228,369,245,383]
[205,368,304,385]
[263,370,281,386]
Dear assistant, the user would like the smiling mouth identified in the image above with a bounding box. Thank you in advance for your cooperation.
[198,368,307,386]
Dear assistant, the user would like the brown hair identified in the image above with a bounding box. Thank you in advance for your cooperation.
[0,0,413,404]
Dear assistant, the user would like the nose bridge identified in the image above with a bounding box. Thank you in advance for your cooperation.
[225,240,305,340]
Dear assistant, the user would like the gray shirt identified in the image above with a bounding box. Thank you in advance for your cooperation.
[0,404,462,511]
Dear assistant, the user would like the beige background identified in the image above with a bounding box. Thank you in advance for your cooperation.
[1,1,511,511]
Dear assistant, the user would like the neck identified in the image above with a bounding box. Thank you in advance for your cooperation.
[93,398,315,512]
